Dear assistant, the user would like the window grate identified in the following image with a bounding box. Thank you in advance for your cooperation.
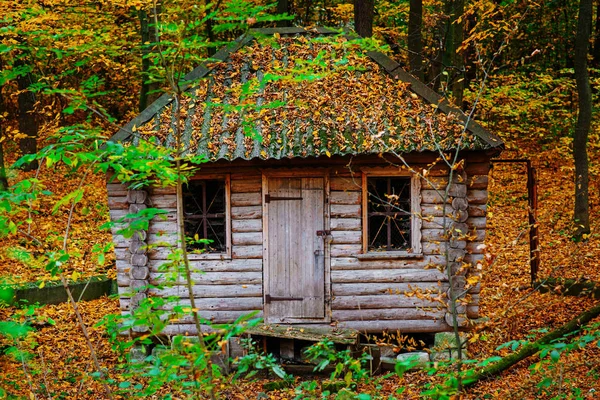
[367,177,411,252]
[183,179,226,253]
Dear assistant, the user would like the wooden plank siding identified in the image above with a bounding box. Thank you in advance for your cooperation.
[107,153,492,333]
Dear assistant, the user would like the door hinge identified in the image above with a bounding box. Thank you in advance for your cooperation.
[316,230,331,236]
[265,194,303,203]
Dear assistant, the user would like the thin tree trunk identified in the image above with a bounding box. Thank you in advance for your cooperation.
[139,7,161,111]
[464,301,600,387]
[0,141,7,191]
[573,0,592,237]
[15,59,38,172]
[408,0,424,81]
[0,87,8,191]
[451,0,465,107]
[354,0,374,37]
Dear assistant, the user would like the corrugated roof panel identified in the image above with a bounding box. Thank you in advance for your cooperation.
[131,33,498,160]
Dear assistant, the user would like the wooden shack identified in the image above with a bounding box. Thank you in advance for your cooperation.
[108,27,503,336]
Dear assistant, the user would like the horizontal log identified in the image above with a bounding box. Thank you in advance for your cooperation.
[147,196,177,209]
[232,245,263,259]
[332,294,445,309]
[150,186,176,195]
[148,221,178,234]
[329,176,361,191]
[464,162,491,176]
[332,308,446,322]
[231,206,262,219]
[331,255,446,270]
[330,218,361,231]
[331,268,447,284]
[333,282,448,296]
[330,244,362,258]
[231,192,262,207]
[330,231,362,245]
[168,310,263,324]
[330,191,361,205]
[149,284,263,298]
[466,242,486,254]
[158,320,450,335]
[421,229,486,243]
[232,219,262,232]
[108,196,128,210]
[467,175,489,190]
[119,297,263,313]
[118,271,262,286]
[107,182,129,192]
[468,205,486,217]
[230,171,261,180]
[467,190,488,205]
[331,204,361,218]
[420,204,454,218]
[127,297,263,312]
[337,319,450,333]
[111,209,178,222]
[420,177,449,190]
[467,218,486,229]
[421,190,451,204]
[117,258,262,272]
[231,178,261,193]
[232,232,262,246]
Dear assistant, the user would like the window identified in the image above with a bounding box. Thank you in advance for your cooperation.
[362,170,421,256]
[183,178,229,254]
[367,177,412,251]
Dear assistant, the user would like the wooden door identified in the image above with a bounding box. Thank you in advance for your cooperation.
[264,177,326,322]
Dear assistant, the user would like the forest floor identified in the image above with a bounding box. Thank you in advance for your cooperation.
[1,127,600,398]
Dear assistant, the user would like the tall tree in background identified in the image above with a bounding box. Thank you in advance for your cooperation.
[573,0,592,237]
[14,58,38,172]
[354,0,374,37]
[408,0,424,80]
[0,88,8,191]
[139,6,161,111]
[277,0,291,26]
[451,0,465,106]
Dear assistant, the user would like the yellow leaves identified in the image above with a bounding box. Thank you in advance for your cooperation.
[71,271,81,282]
[466,275,480,286]
[38,281,46,289]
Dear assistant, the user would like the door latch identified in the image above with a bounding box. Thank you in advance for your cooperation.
[316,230,331,237]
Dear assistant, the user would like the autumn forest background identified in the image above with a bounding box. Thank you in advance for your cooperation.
[1,0,600,398]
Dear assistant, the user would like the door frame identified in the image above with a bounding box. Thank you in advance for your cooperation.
[261,169,331,323]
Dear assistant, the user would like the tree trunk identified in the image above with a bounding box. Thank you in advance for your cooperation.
[573,0,592,237]
[408,0,424,81]
[277,0,291,26]
[592,0,600,66]
[354,0,374,38]
[139,7,161,111]
[464,301,600,387]
[451,0,465,107]
[14,59,38,172]
[0,88,7,191]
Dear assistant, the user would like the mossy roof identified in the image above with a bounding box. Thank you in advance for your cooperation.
[111,27,502,161]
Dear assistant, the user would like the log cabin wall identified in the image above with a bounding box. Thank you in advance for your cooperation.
[107,152,490,335]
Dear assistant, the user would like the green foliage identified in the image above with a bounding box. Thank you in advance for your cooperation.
[235,338,292,380]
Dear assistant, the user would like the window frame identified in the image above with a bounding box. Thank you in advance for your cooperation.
[360,168,422,259]
[183,173,232,261]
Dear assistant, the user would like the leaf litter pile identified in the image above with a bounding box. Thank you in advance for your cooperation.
[2,126,600,398]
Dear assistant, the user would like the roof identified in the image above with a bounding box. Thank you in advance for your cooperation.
[110,27,502,161]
